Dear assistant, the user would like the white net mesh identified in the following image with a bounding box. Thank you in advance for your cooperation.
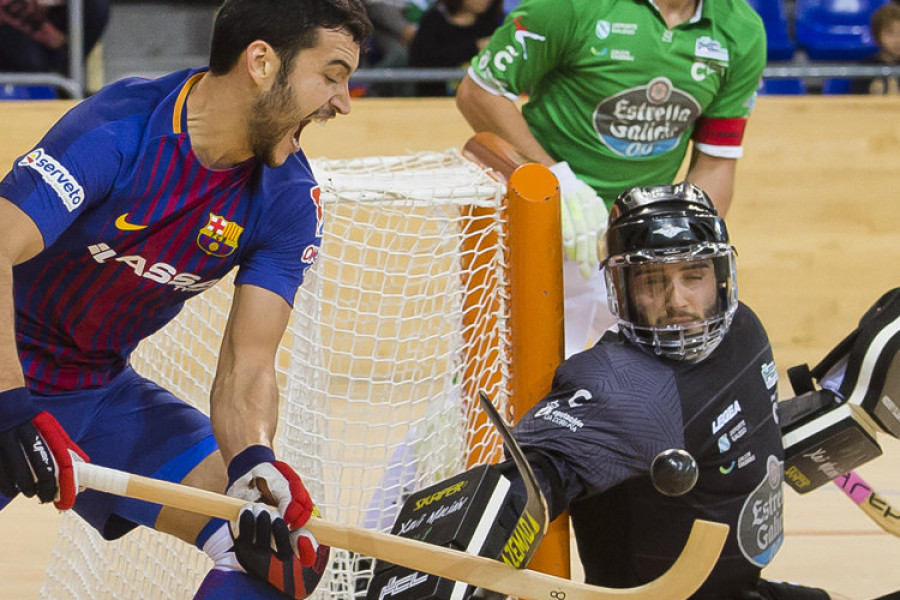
[38,149,512,599]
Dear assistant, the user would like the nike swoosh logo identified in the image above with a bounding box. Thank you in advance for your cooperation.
[115,213,148,231]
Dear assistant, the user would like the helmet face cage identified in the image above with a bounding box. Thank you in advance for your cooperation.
[605,245,737,362]
[601,182,737,363]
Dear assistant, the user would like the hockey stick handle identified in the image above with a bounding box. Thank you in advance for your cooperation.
[76,462,728,600]
[78,461,243,520]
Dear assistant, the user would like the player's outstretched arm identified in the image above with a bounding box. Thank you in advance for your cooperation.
[210,283,290,462]
[456,87,608,279]
[0,198,88,509]
[684,151,737,217]
[211,283,321,565]
[0,198,44,391]
[456,75,556,168]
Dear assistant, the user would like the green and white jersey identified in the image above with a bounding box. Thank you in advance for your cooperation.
[468,0,766,203]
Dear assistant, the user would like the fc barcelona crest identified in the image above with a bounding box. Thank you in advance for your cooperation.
[197,213,244,258]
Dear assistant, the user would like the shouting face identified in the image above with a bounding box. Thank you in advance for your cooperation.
[249,27,360,167]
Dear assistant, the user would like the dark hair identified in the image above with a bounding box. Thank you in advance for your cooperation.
[208,0,372,75]
[871,1,900,45]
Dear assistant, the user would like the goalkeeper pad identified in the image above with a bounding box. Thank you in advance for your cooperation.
[366,464,528,600]
[780,287,900,493]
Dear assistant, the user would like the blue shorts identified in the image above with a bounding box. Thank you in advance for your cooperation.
[2,366,216,540]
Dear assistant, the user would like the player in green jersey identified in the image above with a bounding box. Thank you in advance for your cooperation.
[456,0,766,357]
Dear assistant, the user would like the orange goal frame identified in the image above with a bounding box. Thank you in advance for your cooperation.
[461,132,571,578]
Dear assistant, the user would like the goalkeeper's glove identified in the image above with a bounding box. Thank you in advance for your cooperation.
[549,161,609,279]
[0,387,88,509]
[226,445,319,566]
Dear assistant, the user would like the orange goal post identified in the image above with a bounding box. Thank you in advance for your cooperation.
[37,132,569,599]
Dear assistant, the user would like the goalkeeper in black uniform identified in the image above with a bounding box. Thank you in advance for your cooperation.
[500,183,844,600]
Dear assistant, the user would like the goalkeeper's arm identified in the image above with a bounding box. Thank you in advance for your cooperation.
[494,451,568,522]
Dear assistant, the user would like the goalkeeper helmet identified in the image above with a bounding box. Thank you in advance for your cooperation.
[600,182,737,363]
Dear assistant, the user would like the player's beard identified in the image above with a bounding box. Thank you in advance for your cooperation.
[248,72,301,168]
[641,300,716,329]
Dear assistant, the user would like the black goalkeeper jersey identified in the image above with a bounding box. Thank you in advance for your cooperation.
[512,303,784,599]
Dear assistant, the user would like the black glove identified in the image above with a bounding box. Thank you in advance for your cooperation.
[0,387,88,509]
[231,504,331,599]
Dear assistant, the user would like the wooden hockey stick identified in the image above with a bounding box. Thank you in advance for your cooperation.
[833,470,900,537]
[76,461,727,600]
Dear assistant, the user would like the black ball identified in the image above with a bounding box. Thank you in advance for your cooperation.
[650,449,698,497]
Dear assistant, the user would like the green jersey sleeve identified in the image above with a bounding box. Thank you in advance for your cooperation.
[468,0,578,99]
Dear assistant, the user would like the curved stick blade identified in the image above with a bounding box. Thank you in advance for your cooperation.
[479,391,549,567]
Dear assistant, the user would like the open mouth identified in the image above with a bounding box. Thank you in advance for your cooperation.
[292,112,333,146]
[292,123,306,150]
[310,108,336,126]
[312,114,331,126]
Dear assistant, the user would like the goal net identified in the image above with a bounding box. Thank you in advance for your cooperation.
[38,148,516,599]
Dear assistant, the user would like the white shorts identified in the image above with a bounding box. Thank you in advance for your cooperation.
[563,258,617,358]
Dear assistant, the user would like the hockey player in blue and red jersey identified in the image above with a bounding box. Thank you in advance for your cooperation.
[0,1,371,598]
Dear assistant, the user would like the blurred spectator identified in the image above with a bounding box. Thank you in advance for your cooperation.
[851,1,900,94]
[364,0,418,95]
[408,0,502,96]
[0,0,109,81]
[404,0,436,24]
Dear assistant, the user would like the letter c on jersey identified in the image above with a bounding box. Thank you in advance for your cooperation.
[691,62,715,82]
[568,389,592,408]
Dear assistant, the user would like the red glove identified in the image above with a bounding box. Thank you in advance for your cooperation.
[226,445,318,565]
[0,387,89,509]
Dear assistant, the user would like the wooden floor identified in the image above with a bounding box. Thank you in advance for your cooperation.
[1,96,898,598]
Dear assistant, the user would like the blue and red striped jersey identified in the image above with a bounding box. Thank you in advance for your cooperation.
[0,69,323,393]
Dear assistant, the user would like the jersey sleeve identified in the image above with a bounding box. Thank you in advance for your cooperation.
[692,10,767,158]
[0,99,123,247]
[466,0,578,100]
[233,157,323,307]
[512,347,685,513]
